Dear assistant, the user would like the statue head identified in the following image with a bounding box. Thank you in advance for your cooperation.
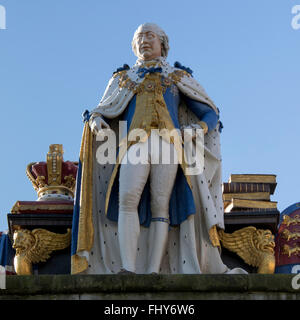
[132,23,169,61]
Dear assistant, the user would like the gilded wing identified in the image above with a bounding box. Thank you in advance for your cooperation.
[26,228,71,263]
[218,226,259,267]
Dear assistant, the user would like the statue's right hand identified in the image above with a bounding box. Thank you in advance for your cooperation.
[89,116,110,135]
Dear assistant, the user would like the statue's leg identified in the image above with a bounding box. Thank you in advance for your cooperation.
[118,142,150,273]
[147,136,178,274]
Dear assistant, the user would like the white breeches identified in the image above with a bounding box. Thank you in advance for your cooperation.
[118,131,178,273]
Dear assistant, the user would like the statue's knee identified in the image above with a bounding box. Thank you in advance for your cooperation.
[151,196,169,218]
[119,189,141,211]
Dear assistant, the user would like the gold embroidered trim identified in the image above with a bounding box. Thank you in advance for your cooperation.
[209,225,221,247]
[116,69,189,94]
[77,122,94,253]
[117,72,137,91]
[168,69,191,84]
[71,254,89,274]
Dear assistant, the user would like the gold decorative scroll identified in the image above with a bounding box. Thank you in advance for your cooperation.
[26,162,40,191]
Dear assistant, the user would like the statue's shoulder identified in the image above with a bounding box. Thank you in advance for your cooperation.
[167,61,194,85]
[112,64,130,77]
[172,61,193,77]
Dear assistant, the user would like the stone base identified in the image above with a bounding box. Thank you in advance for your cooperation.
[0,274,299,300]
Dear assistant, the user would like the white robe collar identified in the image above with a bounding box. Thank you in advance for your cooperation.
[92,58,219,117]
[134,56,167,68]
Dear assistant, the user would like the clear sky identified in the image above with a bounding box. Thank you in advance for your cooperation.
[0,0,299,231]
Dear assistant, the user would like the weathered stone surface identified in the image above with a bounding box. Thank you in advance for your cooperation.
[0,274,299,300]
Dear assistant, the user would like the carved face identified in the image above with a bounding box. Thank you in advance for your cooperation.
[254,230,275,253]
[13,230,34,253]
[135,28,162,61]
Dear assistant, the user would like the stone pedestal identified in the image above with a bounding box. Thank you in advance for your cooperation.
[0,274,299,300]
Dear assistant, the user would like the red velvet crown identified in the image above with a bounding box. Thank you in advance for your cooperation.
[26,144,78,201]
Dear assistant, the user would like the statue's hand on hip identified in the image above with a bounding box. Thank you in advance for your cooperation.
[89,116,110,136]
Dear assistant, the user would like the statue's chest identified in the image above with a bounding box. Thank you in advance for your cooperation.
[118,71,179,98]
[135,73,178,97]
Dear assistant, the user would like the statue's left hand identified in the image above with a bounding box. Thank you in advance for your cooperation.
[89,115,110,136]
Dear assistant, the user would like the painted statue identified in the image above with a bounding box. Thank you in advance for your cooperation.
[71,23,246,275]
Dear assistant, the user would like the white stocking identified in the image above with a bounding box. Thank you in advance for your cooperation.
[146,138,178,274]
[118,142,150,272]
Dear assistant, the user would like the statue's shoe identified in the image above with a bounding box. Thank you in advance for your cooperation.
[118,269,136,275]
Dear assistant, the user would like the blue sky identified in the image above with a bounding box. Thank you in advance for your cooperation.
[0,0,299,231]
